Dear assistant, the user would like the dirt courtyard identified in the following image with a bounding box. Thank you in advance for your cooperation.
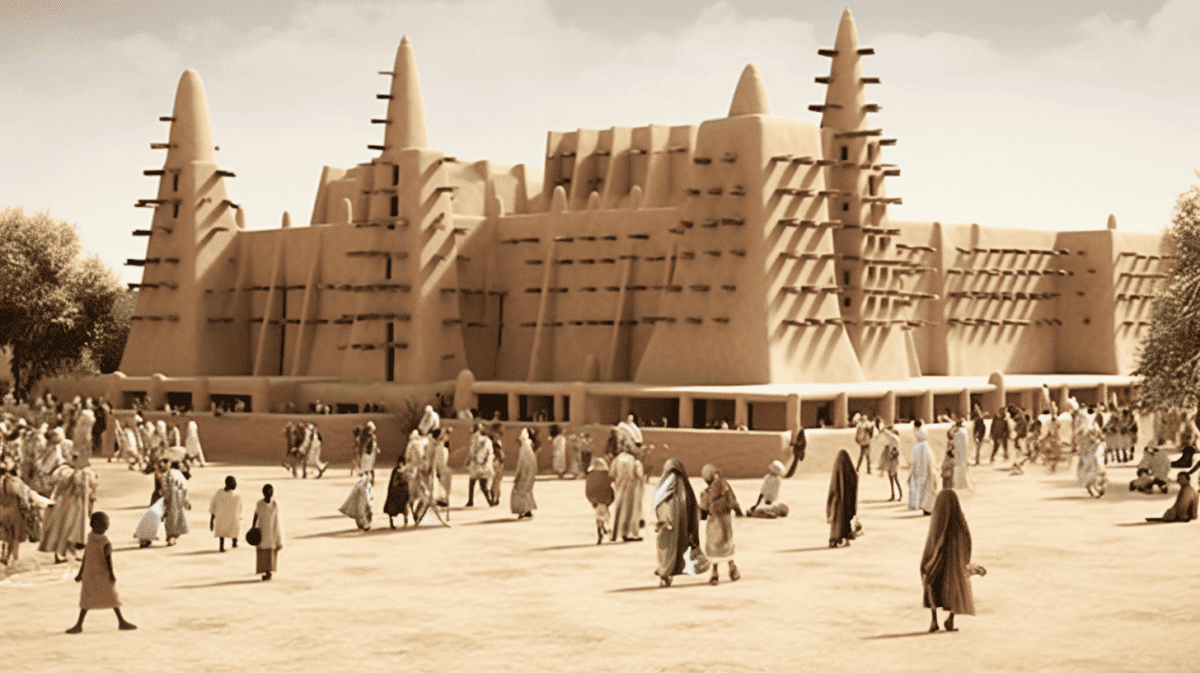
[3,454,1196,672]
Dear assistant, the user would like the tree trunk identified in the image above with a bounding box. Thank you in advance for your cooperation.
[10,341,20,401]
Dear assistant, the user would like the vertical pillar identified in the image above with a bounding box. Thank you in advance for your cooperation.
[679,394,693,429]
[193,377,211,415]
[1097,382,1109,408]
[1058,385,1070,411]
[569,382,587,425]
[251,377,271,414]
[877,391,896,426]
[734,397,749,429]
[919,390,934,424]
[833,392,849,429]
[553,394,565,423]
[148,374,167,411]
[959,388,971,420]
[507,391,519,423]
[105,372,126,409]
[786,393,801,434]
[455,369,477,414]
[985,371,1006,413]
[1019,389,1033,412]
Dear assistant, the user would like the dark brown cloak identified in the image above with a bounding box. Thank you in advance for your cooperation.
[921,489,975,615]
[585,469,614,507]
[826,449,858,544]
[655,458,700,578]
[383,465,408,517]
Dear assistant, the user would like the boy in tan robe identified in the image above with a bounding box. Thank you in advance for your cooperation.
[67,512,136,633]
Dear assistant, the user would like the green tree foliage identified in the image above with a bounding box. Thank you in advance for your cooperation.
[0,208,125,399]
[93,288,137,373]
[1133,186,1200,412]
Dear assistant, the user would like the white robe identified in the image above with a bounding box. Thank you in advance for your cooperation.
[253,499,283,549]
[209,489,243,539]
[907,429,937,512]
[185,421,206,465]
[952,426,975,491]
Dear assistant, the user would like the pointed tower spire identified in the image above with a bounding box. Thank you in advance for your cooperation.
[167,69,216,163]
[817,8,866,130]
[728,64,772,117]
[383,36,430,151]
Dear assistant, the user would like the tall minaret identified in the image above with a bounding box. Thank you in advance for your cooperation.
[119,69,241,376]
[815,8,920,380]
[634,64,864,386]
[339,36,467,383]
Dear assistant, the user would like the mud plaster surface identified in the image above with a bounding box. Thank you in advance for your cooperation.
[2,455,1196,672]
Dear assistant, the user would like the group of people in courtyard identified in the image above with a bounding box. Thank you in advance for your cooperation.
[3,382,1198,636]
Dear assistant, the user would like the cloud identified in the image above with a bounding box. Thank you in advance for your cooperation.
[2,0,1198,285]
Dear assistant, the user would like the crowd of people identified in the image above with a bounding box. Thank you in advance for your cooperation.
[4,382,1199,637]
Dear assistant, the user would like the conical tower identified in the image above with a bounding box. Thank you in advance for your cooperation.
[335,36,466,383]
[120,69,242,376]
[634,64,863,385]
[815,8,922,380]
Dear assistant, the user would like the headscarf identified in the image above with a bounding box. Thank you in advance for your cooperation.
[700,465,737,517]
[418,406,440,436]
[768,460,785,476]
[654,458,700,577]
[920,489,975,615]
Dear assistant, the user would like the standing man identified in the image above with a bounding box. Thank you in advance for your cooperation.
[209,476,243,552]
[854,413,875,474]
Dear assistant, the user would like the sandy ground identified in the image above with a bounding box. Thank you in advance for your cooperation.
[3,454,1197,672]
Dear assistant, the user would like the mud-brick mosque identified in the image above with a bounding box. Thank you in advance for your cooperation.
[53,9,1172,467]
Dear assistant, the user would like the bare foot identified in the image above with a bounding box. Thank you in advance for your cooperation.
[119,621,137,631]
[66,625,83,634]
[928,621,940,633]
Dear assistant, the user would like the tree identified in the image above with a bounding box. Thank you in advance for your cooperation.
[92,288,137,374]
[0,208,124,399]
[1133,185,1200,412]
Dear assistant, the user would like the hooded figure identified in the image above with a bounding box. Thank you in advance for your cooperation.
[585,456,614,543]
[510,428,537,518]
[921,489,976,632]
[827,450,859,547]
[418,406,440,436]
[951,423,975,491]
[908,426,938,514]
[383,454,409,528]
[184,421,206,467]
[653,457,702,587]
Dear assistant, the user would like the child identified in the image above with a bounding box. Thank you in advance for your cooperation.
[880,425,902,501]
[585,456,614,544]
[209,475,243,552]
[698,464,742,584]
[747,460,789,518]
[68,512,136,633]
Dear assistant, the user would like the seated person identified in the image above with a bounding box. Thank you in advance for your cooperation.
[1147,472,1198,522]
[747,460,789,518]
[1130,443,1172,494]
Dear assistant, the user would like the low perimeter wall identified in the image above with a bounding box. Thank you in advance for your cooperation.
[102,411,974,480]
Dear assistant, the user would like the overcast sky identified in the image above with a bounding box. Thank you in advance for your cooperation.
[3,0,1197,284]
